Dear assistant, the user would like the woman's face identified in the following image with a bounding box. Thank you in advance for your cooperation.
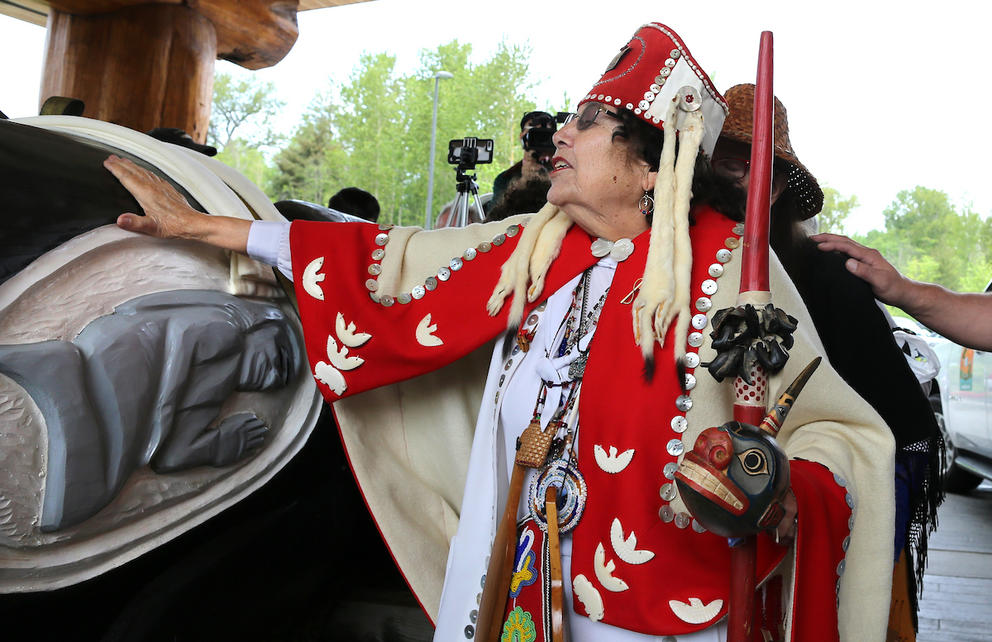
[546,103,655,241]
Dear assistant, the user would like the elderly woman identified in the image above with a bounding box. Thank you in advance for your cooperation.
[105,23,894,642]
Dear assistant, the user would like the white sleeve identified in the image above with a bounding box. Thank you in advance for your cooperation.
[246,220,293,280]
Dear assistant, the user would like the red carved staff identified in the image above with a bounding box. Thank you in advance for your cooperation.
[728,31,775,642]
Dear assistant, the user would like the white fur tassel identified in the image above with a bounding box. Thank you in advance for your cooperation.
[668,109,704,360]
[486,202,568,330]
[632,100,679,360]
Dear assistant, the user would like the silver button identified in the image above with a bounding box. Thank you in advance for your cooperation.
[375,232,389,246]
[659,67,671,78]
[438,267,451,281]
[667,439,685,456]
[650,83,661,93]
[527,314,539,326]
[493,234,507,246]
[659,483,677,501]
[701,279,718,295]
[708,263,724,278]
[398,293,412,304]
[670,415,687,433]
[670,48,681,59]
[464,626,474,639]
[463,247,478,261]
[716,248,732,263]
[688,332,704,348]
[365,278,378,292]
[733,223,745,235]
[845,493,855,508]
[478,242,492,253]
[663,462,679,479]
[368,263,382,276]
[659,505,675,523]
[371,248,385,261]
[676,395,692,412]
[380,296,395,307]
[842,536,850,552]
[675,512,691,528]
[848,514,855,530]
[450,257,463,271]
[470,609,478,623]
[837,560,846,576]
[644,90,656,101]
[369,292,380,303]
[691,314,708,330]
[692,519,706,533]
[833,473,848,488]
[654,75,667,85]
[725,237,740,249]
[684,352,700,368]
[639,100,651,111]
[665,58,677,68]
[425,276,438,291]
[412,285,426,300]
[695,297,712,312]
[684,373,696,390]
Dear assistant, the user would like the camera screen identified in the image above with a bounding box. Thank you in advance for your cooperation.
[447,138,494,166]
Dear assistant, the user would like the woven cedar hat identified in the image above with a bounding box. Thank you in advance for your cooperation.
[720,83,823,220]
[487,23,726,362]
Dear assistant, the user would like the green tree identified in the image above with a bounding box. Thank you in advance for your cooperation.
[209,72,284,150]
[270,106,341,204]
[816,186,858,234]
[269,40,543,226]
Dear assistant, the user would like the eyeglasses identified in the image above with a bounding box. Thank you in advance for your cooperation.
[562,103,621,131]
[711,157,751,180]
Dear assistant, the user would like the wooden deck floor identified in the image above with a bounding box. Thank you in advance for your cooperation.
[917,481,992,641]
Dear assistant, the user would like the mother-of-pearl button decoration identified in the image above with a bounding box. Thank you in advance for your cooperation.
[659,223,743,530]
[365,223,522,309]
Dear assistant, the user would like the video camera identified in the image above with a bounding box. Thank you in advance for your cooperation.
[448,138,494,169]
[520,111,558,154]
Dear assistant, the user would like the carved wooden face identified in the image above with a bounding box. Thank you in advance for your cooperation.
[674,421,790,537]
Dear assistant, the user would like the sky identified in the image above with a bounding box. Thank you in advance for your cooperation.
[3,0,990,235]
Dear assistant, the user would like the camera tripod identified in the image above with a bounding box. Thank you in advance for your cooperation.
[450,165,487,227]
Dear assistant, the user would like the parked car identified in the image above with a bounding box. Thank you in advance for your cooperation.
[928,324,992,493]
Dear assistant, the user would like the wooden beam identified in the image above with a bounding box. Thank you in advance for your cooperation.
[41,4,216,141]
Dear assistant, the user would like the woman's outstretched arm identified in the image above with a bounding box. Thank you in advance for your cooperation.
[104,155,252,254]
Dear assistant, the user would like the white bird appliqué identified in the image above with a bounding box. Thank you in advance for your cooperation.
[313,361,346,395]
[610,518,655,565]
[302,257,326,301]
[594,542,629,592]
[325,335,364,371]
[335,313,371,347]
[594,444,635,473]
[572,574,604,621]
[416,314,443,347]
[668,597,724,624]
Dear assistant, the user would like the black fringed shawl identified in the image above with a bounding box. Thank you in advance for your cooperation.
[775,237,945,610]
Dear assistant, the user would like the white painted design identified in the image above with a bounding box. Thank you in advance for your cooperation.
[302,257,326,300]
[610,518,655,565]
[314,361,346,396]
[572,574,605,621]
[594,444,635,473]
[668,597,724,624]
[335,312,371,347]
[594,542,629,592]
[325,335,364,371]
[416,313,443,347]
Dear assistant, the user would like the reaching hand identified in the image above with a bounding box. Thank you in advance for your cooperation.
[811,233,911,307]
[104,154,205,240]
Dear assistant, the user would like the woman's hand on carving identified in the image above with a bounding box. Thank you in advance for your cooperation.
[104,154,205,240]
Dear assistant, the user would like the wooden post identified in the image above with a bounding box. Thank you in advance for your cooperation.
[41,4,216,142]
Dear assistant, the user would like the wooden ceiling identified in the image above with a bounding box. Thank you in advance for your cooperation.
[0,0,372,27]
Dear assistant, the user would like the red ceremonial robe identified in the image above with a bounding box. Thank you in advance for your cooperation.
[289,205,851,640]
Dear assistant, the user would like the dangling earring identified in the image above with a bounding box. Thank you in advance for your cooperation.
[639,191,655,216]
